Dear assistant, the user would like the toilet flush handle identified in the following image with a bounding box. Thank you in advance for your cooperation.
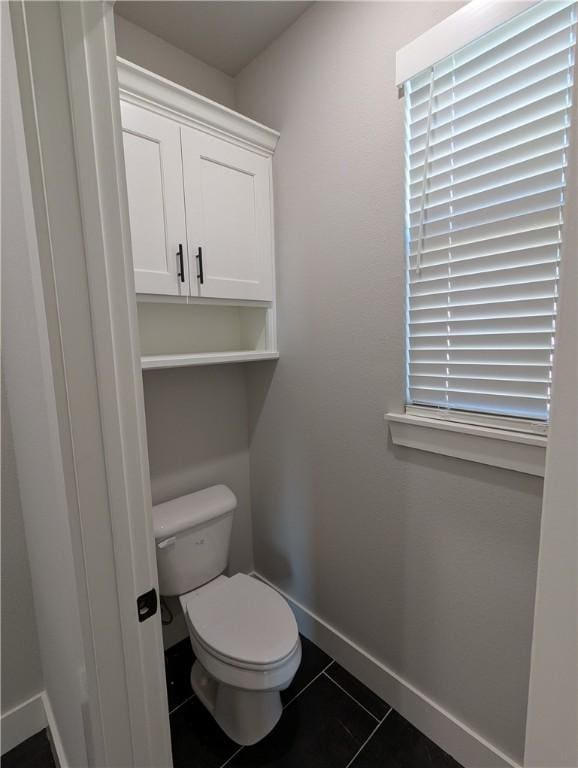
[157,536,177,550]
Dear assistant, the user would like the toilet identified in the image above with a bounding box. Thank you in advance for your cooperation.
[153,485,301,746]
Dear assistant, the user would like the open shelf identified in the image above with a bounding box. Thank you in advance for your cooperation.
[137,300,277,369]
[142,350,279,370]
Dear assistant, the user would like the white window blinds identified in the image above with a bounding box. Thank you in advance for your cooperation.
[405,0,577,424]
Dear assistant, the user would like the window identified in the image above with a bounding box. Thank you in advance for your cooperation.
[404,0,577,433]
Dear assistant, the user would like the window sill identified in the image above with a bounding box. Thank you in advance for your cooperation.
[385,412,546,476]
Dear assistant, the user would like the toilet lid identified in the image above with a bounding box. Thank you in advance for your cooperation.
[183,574,299,667]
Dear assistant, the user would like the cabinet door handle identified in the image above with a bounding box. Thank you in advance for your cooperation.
[177,244,185,283]
[196,246,204,285]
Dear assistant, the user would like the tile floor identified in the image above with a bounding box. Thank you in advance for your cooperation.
[1,730,55,768]
[166,635,464,768]
[0,638,464,768]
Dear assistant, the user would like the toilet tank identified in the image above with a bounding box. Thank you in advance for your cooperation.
[152,485,236,596]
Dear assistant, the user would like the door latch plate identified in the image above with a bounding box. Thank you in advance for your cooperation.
[137,588,158,623]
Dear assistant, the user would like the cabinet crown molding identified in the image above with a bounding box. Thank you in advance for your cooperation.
[117,58,279,155]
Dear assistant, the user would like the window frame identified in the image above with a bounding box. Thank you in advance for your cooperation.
[405,405,548,436]
[387,0,577,472]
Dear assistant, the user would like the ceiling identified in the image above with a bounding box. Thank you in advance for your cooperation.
[115,1,313,77]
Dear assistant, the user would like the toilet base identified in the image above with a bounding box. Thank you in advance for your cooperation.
[190,660,283,746]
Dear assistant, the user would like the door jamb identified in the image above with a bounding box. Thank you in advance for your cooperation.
[9,2,172,765]
[524,77,578,768]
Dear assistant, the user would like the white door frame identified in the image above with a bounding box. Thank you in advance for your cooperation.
[524,82,578,767]
[9,1,172,765]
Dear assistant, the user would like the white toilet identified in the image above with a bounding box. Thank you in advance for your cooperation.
[152,485,301,746]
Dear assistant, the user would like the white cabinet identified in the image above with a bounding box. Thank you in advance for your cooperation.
[117,58,280,368]
[181,128,273,301]
[120,102,188,296]
[119,62,277,303]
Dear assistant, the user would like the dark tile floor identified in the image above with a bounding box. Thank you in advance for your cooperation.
[166,635,464,768]
[1,730,55,768]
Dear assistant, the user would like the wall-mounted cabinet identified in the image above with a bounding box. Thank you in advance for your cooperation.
[118,58,279,367]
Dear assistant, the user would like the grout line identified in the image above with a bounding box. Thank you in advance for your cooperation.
[219,744,244,768]
[282,659,335,709]
[344,707,393,768]
[323,671,381,723]
[168,693,195,716]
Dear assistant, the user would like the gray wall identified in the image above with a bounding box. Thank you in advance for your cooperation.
[114,6,543,758]
[1,385,43,713]
[236,3,542,762]
[114,14,236,109]
[143,365,253,646]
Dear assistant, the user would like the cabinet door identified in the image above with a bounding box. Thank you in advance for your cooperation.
[181,127,274,301]
[120,102,190,296]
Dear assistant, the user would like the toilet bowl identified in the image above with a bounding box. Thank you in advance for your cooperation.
[152,486,301,746]
[180,573,301,745]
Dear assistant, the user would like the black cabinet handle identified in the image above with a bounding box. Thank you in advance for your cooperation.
[196,246,204,285]
[177,244,185,283]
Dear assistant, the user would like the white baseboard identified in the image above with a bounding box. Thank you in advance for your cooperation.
[1,691,67,767]
[253,572,522,768]
[1,692,46,755]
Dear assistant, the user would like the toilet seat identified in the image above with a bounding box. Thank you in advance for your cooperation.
[181,574,299,671]
[191,629,300,672]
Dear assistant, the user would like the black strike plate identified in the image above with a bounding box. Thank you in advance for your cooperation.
[137,588,158,623]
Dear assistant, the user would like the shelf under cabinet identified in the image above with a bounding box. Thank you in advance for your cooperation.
[141,350,279,370]
[136,299,278,369]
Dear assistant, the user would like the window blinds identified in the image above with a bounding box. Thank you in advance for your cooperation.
[405,0,577,423]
